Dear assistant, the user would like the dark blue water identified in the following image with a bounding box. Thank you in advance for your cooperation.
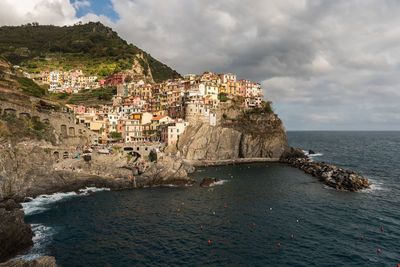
[22,131,400,266]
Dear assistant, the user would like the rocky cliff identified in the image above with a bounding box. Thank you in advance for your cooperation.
[0,142,194,202]
[0,200,33,263]
[171,100,290,160]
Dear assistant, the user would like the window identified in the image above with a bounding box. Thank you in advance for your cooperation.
[177,129,179,133]
[171,129,173,133]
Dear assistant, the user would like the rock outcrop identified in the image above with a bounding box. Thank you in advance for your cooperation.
[200,178,220,187]
[0,200,33,263]
[0,256,57,267]
[170,101,290,160]
[280,148,371,191]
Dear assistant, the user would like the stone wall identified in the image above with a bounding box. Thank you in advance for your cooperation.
[0,100,99,146]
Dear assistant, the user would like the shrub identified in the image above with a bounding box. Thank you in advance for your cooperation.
[109,132,122,139]
[218,93,229,102]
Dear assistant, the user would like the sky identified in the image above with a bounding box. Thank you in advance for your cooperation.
[0,0,399,130]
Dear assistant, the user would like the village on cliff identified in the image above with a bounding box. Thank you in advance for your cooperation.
[36,70,265,145]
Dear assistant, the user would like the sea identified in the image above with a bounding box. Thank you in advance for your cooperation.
[17,131,400,266]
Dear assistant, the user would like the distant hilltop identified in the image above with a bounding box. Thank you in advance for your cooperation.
[0,21,181,83]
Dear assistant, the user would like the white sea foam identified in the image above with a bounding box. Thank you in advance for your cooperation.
[78,187,110,195]
[22,192,78,216]
[303,150,323,157]
[361,178,384,193]
[22,187,110,216]
[15,223,55,261]
[210,179,228,186]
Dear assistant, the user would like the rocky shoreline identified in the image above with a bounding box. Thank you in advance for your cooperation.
[0,142,372,264]
[280,148,371,191]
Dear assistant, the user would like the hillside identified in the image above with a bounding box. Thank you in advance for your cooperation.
[0,22,181,83]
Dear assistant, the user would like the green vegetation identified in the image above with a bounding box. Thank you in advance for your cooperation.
[246,101,274,115]
[17,77,46,97]
[218,93,229,102]
[109,132,122,139]
[0,22,181,82]
[49,86,117,104]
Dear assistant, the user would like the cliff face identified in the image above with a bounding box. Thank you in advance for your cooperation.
[0,142,194,202]
[0,200,33,263]
[173,101,290,160]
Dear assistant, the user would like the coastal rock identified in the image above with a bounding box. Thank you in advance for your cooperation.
[200,178,220,187]
[280,149,371,191]
[170,114,289,161]
[0,256,57,267]
[0,200,33,263]
[139,155,195,186]
[0,143,195,202]
[308,150,315,155]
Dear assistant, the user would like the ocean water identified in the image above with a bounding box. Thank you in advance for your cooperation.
[19,131,400,266]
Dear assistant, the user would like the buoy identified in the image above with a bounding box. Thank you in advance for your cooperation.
[296,220,299,223]
[252,223,256,227]
[361,236,364,240]
[381,226,384,231]
[270,208,272,211]
[227,220,230,223]
[377,249,381,253]
[177,208,180,212]
[208,240,211,244]
[277,242,281,247]
[182,202,184,205]
[224,205,227,208]
[200,225,203,230]
[213,211,216,215]
[397,264,399,267]
[290,234,294,239]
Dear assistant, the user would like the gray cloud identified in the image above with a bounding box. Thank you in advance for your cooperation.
[1,0,400,130]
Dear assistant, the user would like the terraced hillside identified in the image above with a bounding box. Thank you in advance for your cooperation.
[0,22,181,83]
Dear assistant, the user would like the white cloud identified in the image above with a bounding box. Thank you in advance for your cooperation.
[72,0,90,9]
[0,0,78,25]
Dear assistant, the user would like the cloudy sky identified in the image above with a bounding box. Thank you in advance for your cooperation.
[1,0,399,130]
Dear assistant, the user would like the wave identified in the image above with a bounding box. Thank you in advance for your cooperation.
[22,187,110,216]
[303,150,323,157]
[361,178,384,193]
[210,179,228,186]
[15,223,55,261]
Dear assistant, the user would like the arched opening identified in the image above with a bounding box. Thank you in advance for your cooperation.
[53,151,59,160]
[78,129,82,134]
[19,113,31,120]
[63,152,69,159]
[60,124,67,136]
[42,118,50,124]
[3,108,16,119]
[69,127,75,136]
[123,147,133,151]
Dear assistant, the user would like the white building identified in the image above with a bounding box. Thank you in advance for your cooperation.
[220,73,237,84]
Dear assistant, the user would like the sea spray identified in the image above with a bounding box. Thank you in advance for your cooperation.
[22,187,111,215]
[15,224,56,261]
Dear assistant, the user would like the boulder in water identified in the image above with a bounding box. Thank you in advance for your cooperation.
[200,178,220,187]
[308,149,316,155]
